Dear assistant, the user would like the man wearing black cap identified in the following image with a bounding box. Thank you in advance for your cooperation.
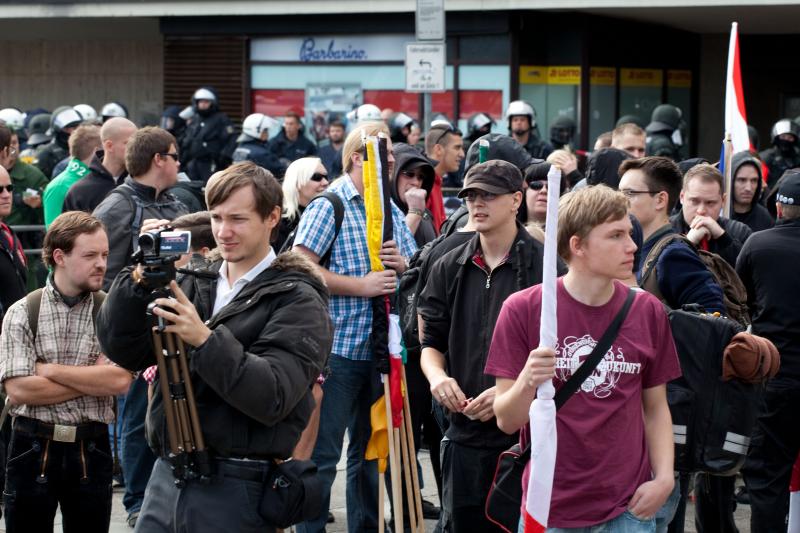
[737,169,800,533]
[418,160,555,532]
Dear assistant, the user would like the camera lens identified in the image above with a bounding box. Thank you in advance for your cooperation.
[138,232,157,254]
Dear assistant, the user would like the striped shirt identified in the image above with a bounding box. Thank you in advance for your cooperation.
[0,282,114,424]
[294,175,417,360]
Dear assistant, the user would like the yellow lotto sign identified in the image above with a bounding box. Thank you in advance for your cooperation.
[620,68,663,87]
[520,65,581,85]
[590,67,616,86]
[667,70,692,88]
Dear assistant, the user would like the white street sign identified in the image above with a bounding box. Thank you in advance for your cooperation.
[416,0,445,41]
[405,42,445,93]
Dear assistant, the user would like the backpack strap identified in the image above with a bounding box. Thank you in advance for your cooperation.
[640,233,694,304]
[25,288,44,340]
[280,191,345,268]
[108,185,145,258]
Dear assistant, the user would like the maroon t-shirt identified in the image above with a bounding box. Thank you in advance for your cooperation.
[485,279,681,528]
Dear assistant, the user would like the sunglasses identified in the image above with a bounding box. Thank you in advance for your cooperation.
[527,180,546,191]
[0,184,13,193]
[310,172,328,182]
[464,190,498,203]
[158,152,180,162]
[400,169,424,179]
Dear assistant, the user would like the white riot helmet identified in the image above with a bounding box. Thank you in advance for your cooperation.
[101,102,129,122]
[239,113,279,142]
[0,108,25,131]
[505,100,536,130]
[346,103,382,125]
[73,104,99,124]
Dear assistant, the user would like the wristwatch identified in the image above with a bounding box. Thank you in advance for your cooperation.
[408,208,425,217]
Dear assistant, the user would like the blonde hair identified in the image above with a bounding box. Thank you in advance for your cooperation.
[282,157,323,221]
[557,185,629,261]
[342,122,390,174]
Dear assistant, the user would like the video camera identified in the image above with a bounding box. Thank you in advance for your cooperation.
[131,228,192,290]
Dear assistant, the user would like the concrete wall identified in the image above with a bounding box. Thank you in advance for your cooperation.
[0,18,163,126]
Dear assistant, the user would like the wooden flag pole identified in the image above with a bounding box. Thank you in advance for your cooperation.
[402,367,425,532]
[384,379,404,533]
[399,414,418,533]
[378,471,385,533]
[723,132,734,218]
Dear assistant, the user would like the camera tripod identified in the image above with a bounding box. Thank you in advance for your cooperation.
[149,306,211,487]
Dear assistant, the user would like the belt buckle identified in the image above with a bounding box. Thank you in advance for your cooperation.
[52,424,77,443]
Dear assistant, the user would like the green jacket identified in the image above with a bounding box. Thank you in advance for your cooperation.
[43,158,91,228]
[6,161,49,227]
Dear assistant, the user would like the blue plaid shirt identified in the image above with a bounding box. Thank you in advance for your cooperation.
[294,176,417,360]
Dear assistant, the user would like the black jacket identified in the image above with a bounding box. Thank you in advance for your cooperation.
[97,251,333,459]
[391,143,437,248]
[318,143,343,179]
[33,139,68,179]
[418,225,557,448]
[729,152,774,233]
[670,212,752,267]
[62,150,127,214]
[759,145,800,191]
[180,111,237,182]
[736,218,800,382]
[521,134,553,160]
[232,139,285,177]
[269,129,317,170]
[0,223,27,323]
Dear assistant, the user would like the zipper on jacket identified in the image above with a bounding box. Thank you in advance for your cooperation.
[485,272,492,289]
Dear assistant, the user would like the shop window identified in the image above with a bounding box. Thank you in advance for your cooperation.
[458,90,503,120]
[619,68,663,128]
[589,67,616,147]
[363,90,420,120]
[518,65,580,143]
[667,70,692,149]
[252,89,306,117]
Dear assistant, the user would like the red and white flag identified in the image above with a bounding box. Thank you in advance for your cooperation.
[522,165,561,532]
[725,22,751,154]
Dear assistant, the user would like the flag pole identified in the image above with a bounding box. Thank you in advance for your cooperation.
[723,132,733,218]
[402,365,425,532]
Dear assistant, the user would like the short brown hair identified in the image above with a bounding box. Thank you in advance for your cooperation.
[205,161,282,220]
[0,124,11,151]
[284,111,301,124]
[557,185,629,261]
[342,122,390,173]
[781,204,800,220]
[611,123,645,143]
[618,156,683,211]
[424,125,461,154]
[683,163,724,194]
[43,211,106,268]
[68,124,101,161]
[171,211,215,251]
[125,126,176,178]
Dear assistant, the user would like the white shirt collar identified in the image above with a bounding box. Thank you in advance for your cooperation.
[218,247,277,289]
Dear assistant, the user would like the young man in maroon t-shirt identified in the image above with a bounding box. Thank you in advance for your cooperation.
[487,185,681,531]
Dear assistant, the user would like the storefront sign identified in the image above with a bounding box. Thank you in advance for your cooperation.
[667,70,692,88]
[251,35,414,63]
[519,65,581,85]
[590,67,616,86]
[406,42,446,92]
[620,68,663,87]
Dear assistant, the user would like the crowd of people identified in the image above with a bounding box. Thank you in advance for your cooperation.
[0,88,799,533]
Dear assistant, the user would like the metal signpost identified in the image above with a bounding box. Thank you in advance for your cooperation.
[409,0,446,132]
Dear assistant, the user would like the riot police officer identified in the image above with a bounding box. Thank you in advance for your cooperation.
[389,112,416,144]
[180,87,237,182]
[34,106,83,178]
[232,113,284,177]
[465,112,494,147]
[101,101,129,123]
[760,118,800,190]
[549,115,577,151]
[505,100,552,159]
[645,104,685,161]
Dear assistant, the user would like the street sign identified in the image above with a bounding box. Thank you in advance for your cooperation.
[416,0,445,41]
[405,42,445,93]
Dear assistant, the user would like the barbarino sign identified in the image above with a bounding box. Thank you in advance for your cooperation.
[251,34,413,63]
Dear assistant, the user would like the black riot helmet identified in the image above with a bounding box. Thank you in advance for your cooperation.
[26,113,52,146]
[389,112,415,143]
[549,115,576,148]
[648,104,682,133]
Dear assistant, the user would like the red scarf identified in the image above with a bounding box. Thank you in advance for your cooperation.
[427,173,446,235]
[0,222,26,267]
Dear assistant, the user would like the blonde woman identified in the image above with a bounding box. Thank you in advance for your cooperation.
[274,156,329,250]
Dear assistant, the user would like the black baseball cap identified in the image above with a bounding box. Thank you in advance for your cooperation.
[777,169,800,205]
[458,160,523,198]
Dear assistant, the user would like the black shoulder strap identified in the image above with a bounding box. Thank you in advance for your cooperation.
[92,291,106,327]
[109,185,144,256]
[519,288,636,462]
[317,191,344,268]
[25,288,44,340]
[553,288,636,410]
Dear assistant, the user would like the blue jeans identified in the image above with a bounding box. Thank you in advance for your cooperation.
[296,354,380,533]
[121,375,157,514]
[521,476,681,533]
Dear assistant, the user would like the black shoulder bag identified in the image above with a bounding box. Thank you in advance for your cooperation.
[485,288,636,533]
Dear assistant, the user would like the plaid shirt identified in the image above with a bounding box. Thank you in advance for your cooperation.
[294,175,417,360]
[0,281,114,424]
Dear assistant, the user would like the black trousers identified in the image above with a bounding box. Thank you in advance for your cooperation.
[743,381,800,533]
[3,426,113,533]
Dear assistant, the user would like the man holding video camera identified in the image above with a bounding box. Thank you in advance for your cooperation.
[92,126,189,526]
[96,161,333,532]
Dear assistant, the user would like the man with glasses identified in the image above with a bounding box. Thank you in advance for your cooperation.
[0,124,49,250]
[425,124,465,232]
[418,160,555,532]
[618,156,724,314]
[92,126,188,528]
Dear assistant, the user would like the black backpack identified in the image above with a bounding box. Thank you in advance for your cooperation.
[278,192,344,268]
[664,306,759,475]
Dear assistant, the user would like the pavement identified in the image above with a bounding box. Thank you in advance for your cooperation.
[0,448,753,532]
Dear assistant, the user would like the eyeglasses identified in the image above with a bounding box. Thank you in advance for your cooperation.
[0,184,13,193]
[620,189,658,198]
[527,180,546,191]
[428,125,459,147]
[5,147,17,156]
[309,172,328,182]
[464,190,498,203]
[158,152,180,162]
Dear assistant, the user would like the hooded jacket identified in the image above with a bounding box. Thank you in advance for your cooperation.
[391,143,437,247]
[97,250,333,459]
[63,150,128,214]
[585,148,631,189]
[729,152,774,233]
